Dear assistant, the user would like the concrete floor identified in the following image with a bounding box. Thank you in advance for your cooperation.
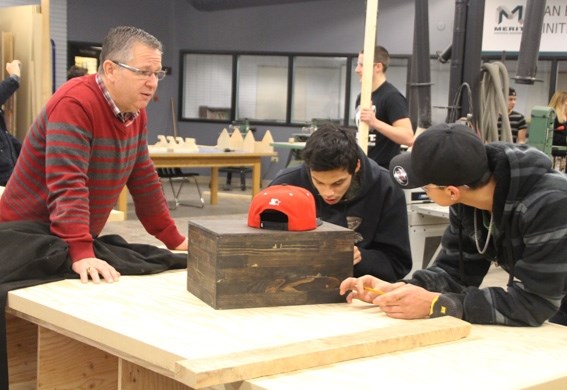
[102,177,508,288]
[102,177,253,246]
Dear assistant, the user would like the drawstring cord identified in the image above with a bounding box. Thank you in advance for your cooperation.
[458,206,464,281]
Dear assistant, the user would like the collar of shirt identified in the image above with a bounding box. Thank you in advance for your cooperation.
[96,73,139,126]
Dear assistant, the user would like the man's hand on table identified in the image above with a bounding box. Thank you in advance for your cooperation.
[73,257,121,284]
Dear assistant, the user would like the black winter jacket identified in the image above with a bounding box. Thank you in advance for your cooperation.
[0,220,186,389]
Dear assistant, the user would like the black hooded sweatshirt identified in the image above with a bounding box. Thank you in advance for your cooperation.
[270,148,411,281]
[407,143,567,326]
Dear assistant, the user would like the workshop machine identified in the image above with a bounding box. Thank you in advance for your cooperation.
[405,189,450,277]
[527,106,565,170]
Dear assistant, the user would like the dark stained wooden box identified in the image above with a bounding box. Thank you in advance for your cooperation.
[187,217,354,309]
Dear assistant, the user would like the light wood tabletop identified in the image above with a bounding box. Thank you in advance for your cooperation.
[7,269,470,389]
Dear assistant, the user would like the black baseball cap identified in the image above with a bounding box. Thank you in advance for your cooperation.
[389,123,491,189]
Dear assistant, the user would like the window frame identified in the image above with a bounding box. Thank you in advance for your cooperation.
[179,50,360,127]
[179,50,565,129]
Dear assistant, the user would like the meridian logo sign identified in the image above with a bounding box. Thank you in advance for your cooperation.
[482,0,566,53]
[497,5,524,24]
[495,4,524,33]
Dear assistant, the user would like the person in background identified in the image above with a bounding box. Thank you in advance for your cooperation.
[354,45,414,169]
[67,64,89,80]
[497,87,527,143]
[0,26,187,283]
[0,60,22,187]
[340,123,567,327]
[270,124,411,282]
[549,91,567,146]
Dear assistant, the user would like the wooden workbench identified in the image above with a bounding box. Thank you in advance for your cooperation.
[6,270,471,388]
[149,148,277,206]
[115,147,277,218]
[6,268,566,389]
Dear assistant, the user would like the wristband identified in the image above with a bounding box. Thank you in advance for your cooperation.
[429,294,464,319]
[429,295,440,317]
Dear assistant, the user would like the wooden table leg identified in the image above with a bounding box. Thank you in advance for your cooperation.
[7,313,37,387]
[38,327,118,387]
[251,161,261,198]
[210,167,219,205]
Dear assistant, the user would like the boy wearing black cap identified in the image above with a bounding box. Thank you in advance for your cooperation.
[341,123,567,326]
[497,87,527,143]
[270,124,411,282]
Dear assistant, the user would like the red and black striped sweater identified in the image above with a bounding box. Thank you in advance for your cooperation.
[0,75,184,261]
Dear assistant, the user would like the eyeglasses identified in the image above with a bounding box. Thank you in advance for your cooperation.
[111,60,166,81]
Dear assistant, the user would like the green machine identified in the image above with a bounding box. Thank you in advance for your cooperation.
[528,106,557,158]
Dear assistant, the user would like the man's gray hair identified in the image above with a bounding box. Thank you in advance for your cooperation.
[98,26,162,73]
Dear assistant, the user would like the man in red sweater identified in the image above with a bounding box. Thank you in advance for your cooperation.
[0,26,187,283]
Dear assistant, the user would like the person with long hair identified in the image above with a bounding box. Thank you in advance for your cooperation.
[549,90,567,145]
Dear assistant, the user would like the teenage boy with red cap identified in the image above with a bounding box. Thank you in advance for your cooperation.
[270,123,411,282]
[340,123,567,326]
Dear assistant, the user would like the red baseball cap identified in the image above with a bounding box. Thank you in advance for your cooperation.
[247,185,319,231]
